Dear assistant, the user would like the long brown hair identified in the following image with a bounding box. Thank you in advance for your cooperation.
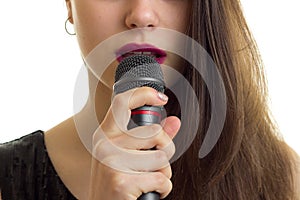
[165,0,298,199]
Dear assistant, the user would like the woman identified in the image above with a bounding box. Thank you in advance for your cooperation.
[0,0,299,199]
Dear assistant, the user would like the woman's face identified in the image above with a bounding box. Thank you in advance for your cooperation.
[67,0,191,88]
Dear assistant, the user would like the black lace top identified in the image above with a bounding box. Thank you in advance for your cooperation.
[0,131,77,200]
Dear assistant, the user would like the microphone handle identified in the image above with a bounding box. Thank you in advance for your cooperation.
[128,105,164,200]
[137,192,160,200]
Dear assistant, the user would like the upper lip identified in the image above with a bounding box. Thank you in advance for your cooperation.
[115,43,167,64]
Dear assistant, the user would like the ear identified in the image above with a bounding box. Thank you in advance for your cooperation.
[65,0,74,24]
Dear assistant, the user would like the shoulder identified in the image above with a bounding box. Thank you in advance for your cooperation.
[0,130,44,170]
[0,131,45,185]
[0,131,46,199]
[0,130,44,159]
[0,130,44,147]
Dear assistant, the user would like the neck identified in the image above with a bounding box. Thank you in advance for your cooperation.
[44,79,113,199]
[72,81,112,152]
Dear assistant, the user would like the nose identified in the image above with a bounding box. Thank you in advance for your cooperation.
[125,0,159,29]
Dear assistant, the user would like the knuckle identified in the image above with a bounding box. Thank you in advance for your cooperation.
[165,179,173,196]
[165,166,172,179]
[154,150,166,160]
[153,173,166,185]
[139,86,156,93]
[112,174,128,193]
[160,179,173,199]
[159,165,172,179]
[166,141,176,159]
[155,150,168,162]
[112,93,127,108]
[133,87,156,102]
[158,137,176,160]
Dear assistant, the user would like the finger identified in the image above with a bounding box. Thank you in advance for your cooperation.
[110,171,172,200]
[101,87,168,135]
[128,87,169,109]
[161,116,181,139]
[110,114,179,152]
[112,124,169,149]
[120,149,170,172]
[134,172,173,199]
[113,127,176,160]
[158,164,172,179]
[94,140,171,172]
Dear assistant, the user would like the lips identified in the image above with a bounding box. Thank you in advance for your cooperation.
[116,43,167,64]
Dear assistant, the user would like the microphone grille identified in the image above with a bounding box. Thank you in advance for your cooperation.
[114,55,165,94]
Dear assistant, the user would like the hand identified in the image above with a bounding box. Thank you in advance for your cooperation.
[88,87,181,200]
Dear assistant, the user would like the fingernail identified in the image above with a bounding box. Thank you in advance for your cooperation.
[157,92,168,101]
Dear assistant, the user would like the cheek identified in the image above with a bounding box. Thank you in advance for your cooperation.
[73,8,122,57]
[164,4,191,33]
[178,11,190,32]
[75,20,113,57]
[176,16,190,33]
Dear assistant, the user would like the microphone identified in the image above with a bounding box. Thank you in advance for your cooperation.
[114,54,165,200]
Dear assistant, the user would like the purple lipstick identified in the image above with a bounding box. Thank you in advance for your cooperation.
[116,43,167,64]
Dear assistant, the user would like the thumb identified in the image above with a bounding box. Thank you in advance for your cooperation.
[161,116,181,139]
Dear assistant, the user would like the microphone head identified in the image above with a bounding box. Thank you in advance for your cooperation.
[114,55,165,94]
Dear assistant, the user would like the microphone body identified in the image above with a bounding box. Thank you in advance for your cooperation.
[137,191,160,200]
[114,55,165,200]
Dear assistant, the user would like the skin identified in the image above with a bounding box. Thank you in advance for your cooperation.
[44,0,191,199]
[0,1,298,200]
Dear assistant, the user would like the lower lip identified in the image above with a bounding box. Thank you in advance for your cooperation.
[116,53,167,64]
[155,56,166,64]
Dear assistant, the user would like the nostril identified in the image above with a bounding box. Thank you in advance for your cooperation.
[130,23,154,29]
[130,24,138,29]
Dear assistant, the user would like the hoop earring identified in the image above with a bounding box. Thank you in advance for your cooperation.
[65,17,76,36]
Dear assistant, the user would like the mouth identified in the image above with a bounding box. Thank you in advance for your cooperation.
[116,43,167,64]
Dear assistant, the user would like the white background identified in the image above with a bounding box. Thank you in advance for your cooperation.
[0,1,299,155]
